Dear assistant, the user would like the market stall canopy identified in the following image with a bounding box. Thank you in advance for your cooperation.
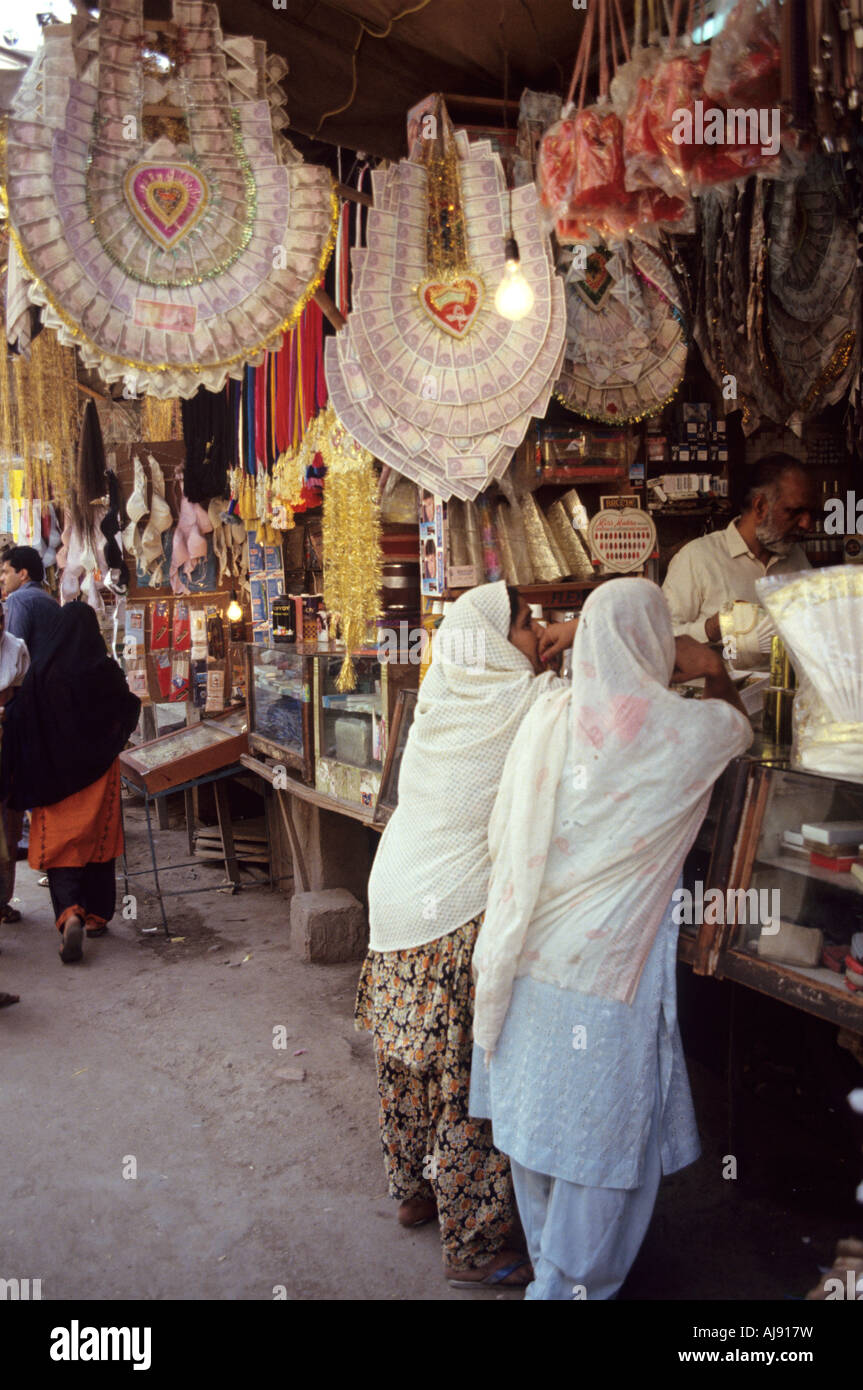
[197,0,594,158]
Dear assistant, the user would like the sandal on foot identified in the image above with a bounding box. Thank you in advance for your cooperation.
[85,923,108,939]
[398,1197,438,1228]
[59,915,84,964]
[0,991,19,1008]
[0,906,21,923]
[445,1250,533,1290]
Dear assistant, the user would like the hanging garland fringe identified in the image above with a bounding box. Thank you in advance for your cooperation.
[320,407,382,692]
[0,327,79,508]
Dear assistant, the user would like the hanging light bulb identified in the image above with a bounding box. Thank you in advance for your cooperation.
[227,592,243,623]
[494,236,535,322]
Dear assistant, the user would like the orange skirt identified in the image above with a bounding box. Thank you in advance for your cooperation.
[29,759,124,871]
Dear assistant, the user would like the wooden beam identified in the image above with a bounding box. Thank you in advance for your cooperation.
[76,381,109,402]
[336,181,373,208]
[313,287,346,332]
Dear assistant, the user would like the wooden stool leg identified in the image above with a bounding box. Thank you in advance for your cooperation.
[214,780,241,892]
[184,788,195,856]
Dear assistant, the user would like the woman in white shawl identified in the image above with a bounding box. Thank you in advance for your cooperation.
[0,602,29,1007]
[470,578,753,1300]
[356,581,574,1288]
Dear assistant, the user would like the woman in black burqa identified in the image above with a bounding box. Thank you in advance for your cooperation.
[1,601,140,963]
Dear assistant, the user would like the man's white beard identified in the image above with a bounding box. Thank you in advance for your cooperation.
[756,517,795,557]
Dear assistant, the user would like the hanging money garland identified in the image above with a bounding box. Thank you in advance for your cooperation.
[320,407,382,693]
[326,97,566,502]
[556,238,688,423]
[3,0,337,399]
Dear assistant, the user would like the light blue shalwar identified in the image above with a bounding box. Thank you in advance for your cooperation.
[469,891,700,1300]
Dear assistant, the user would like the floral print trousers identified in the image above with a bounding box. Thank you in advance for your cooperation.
[355,914,515,1271]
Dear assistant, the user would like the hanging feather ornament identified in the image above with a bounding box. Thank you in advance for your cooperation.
[320,408,382,693]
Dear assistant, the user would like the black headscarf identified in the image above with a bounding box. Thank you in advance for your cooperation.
[1,602,141,810]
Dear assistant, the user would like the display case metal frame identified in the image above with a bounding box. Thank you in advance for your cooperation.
[686,752,863,1035]
[245,642,316,785]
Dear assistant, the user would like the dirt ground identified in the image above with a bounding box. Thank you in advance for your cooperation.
[1,798,861,1302]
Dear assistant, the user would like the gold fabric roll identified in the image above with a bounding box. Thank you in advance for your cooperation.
[560,488,591,532]
[547,500,595,580]
[500,500,535,583]
[539,506,570,575]
[446,497,471,568]
[493,501,518,585]
[521,493,564,582]
[463,501,486,576]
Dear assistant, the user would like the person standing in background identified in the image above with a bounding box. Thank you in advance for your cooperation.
[0,602,30,925]
[2,545,63,663]
[0,602,140,965]
[662,455,815,643]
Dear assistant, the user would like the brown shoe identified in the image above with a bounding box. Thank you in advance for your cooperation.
[397,1197,437,1228]
[59,915,84,964]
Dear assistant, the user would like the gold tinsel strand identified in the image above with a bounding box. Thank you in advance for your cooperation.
[320,406,382,693]
[0,328,79,509]
[141,396,183,441]
[420,97,469,278]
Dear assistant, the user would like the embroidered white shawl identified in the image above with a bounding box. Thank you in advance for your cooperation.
[368,581,561,952]
[473,578,752,1054]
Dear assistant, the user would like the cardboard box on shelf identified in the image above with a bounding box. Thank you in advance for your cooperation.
[419,491,481,597]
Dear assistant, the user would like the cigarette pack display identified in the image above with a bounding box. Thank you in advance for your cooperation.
[126,662,148,701]
[192,659,208,708]
[151,651,172,700]
[810,850,858,873]
[801,821,863,845]
[151,599,171,651]
[250,575,267,624]
[247,538,265,575]
[172,601,191,652]
[190,608,208,661]
[125,605,145,657]
[206,613,226,660]
[205,668,226,713]
[170,656,190,702]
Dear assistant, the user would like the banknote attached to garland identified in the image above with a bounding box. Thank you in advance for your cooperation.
[325,96,566,502]
[3,0,337,399]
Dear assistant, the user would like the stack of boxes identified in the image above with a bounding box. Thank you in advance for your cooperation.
[647,404,730,503]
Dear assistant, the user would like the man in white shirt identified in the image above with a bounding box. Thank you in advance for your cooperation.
[662,454,816,643]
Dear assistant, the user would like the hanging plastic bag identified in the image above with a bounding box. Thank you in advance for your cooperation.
[538,115,579,234]
[704,0,781,108]
[571,104,628,213]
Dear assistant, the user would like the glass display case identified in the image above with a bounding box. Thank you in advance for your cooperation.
[246,645,315,784]
[120,708,249,795]
[314,651,417,811]
[690,754,863,1033]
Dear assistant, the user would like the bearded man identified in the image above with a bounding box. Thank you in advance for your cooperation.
[662,454,816,645]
